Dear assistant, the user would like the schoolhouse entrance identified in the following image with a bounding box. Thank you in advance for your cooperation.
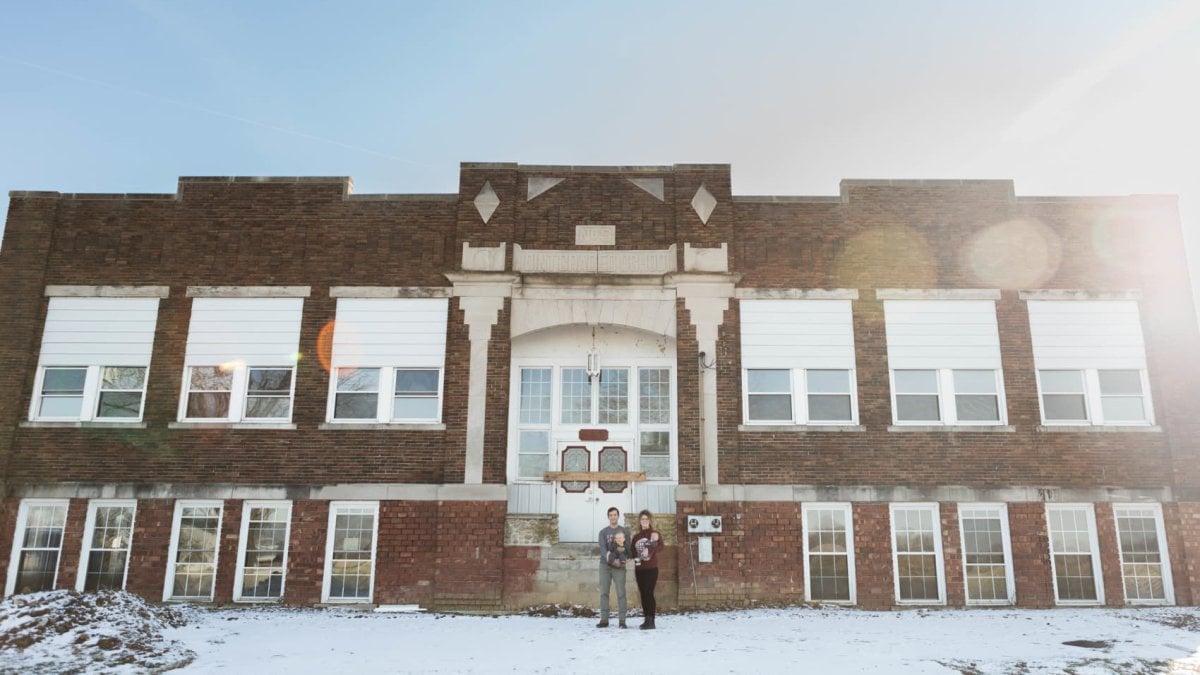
[507,324,677,543]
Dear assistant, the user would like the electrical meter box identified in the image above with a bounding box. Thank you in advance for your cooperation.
[686,515,723,533]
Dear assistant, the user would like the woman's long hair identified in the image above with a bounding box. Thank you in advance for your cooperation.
[637,509,654,531]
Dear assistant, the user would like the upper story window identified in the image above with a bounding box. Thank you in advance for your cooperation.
[1027,299,1153,426]
[883,298,1006,426]
[740,299,858,425]
[30,296,161,423]
[326,298,448,424]
[179,297,303,423]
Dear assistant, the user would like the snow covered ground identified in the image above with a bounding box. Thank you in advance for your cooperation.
[167,605,1200,674]
[6,591,1200,674]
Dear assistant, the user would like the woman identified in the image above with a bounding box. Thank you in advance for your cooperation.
[630,509,662,630]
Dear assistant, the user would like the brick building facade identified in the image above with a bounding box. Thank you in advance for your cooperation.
[1,163,1198,610]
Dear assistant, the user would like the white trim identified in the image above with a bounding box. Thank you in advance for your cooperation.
[735,288,859,300]
[179,364,297,424]
[1035,369,1155,427]
[957,503,1015,606]
[232,500,293,603]
[45,285,169,298]
[742,368,859,426]
[5,499,70,597]
[163,500,224,602]
[186,286,311,298]
[74,499,137,592]
[801,502,857,605]
[1112,502,1174,606]
[329,286,453,298]
[1045,503,1105,606]
[1019,289,1142,301]
[889,502,946,605]
[876,288,1001,300]
[321,501,380,603]
[890,368,1007,427]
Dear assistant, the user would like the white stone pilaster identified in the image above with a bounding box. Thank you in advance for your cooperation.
[671,272,740,488]
[446,272,518,484]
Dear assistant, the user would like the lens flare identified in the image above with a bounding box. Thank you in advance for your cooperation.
[963,218,1062,288]
[834,225,937,288]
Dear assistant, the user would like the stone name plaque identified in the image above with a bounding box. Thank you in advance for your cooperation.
[575,225,616,246]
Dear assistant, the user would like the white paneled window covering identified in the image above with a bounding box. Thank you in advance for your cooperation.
[1028,300,1153,426]
[181,298,302,423]
[884,300,1005,425]
[740,300,857,425]
[327,299,448,423]
[31,297,159,422]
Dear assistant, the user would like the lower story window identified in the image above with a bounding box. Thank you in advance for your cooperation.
[1114,504,1173,604]
[5,500,68,596]
[323,502,379,602]
[802,503,855,603]
[235,501,292,602]
[165,501,223,601]
[77,500,136,592]
[639,431,671,479]
[890,503,945,604]
[958,505,1014,605]
[1046,504,1103,605]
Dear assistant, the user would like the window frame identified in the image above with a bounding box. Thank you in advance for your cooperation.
[75,499,137,593]
[957,503,1015,606]
[890,368,1007,426]
[741,368,858,426]
[889,502,947,605]
[233,500,293,603]
[321,501,380,604]
[30,365,150,423]
[5,499,70,597]
[801,502,857,605]
[1045,503,1105,606]
[1113,502,1174,606]
[163,499,224,602]
[324,366,444,424]
[506,361,677,485]
[1035,369,1154,427]
[179,364,296,424]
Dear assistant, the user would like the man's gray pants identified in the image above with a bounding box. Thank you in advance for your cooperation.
[598,563,627,621]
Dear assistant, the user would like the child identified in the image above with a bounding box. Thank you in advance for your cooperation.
[606,530,629,568]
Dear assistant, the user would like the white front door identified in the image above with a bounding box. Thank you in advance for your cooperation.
[557,442,633,543]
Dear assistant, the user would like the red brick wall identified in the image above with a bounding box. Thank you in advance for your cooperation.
[1167,502,1200,606]
[432,500,507,610]
[853,503,894,609]
[940,503,964,607]
[1007,502,1054,608]
[1093,503,1125,607]
[124,499,173,600]
[284,500,329,605]
[53,499,87,591]
[375,501,438,606]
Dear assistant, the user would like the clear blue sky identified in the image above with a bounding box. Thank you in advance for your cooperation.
[2,1,1198,309]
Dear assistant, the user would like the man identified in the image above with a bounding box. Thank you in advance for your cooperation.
[596,506,631,628]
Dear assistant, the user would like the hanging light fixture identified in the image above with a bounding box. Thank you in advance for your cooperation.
[586,326,601,381]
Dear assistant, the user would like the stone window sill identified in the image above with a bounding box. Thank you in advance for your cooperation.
[739,424,865,433]
[20,421,147,429]
[888,425,1015,433]
[1037,425,1161,433]
[168,422,298,430]
[318,423,446,431]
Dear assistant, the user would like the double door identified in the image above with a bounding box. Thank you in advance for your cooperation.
[556,441,632,543]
